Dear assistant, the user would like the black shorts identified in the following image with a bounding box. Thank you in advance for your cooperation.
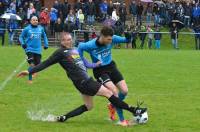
[73,78,101,96]
[93,61,124,85]
[26,52,41,65]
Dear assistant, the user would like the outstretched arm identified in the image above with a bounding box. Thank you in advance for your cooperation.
[112,34,131,45]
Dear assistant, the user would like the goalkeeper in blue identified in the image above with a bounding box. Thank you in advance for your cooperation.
[19,16,48,83]
[78,26,132,126]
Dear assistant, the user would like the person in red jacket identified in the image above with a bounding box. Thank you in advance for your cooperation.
[39,7,50,33]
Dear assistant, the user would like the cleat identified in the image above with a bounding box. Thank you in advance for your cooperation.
[133,101,147,116]
[107,103,116,121]
[57,115,67,122]
[134,107,147,116]
[116,120,132,127]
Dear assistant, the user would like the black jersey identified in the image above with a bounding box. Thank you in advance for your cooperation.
[29,47,90,82]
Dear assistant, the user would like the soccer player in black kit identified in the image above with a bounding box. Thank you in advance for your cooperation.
[17,32,147,124]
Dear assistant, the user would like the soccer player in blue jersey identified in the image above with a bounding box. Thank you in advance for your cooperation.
[19,16,48,83]
[78,26,132,126]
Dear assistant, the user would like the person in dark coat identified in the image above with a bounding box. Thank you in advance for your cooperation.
[131,25,138,49]
[85,0,96,26]
[119,2,127,27]
[170,23,179,49]
[55,18,63,41]
[139,26,146,49]
[0,19,6,46]
[107,0,114,18]
[136,2,143,26]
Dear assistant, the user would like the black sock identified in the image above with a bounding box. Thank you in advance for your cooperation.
[64,105,88,120]
[108,95,136,114]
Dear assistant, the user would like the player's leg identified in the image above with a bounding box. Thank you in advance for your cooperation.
[57,95,93,122]
[26,52,35,83]
[103,81,118,121]
[32,53,42,78]
[96,85,147,116]
[110,64,128,123]
[93,70,118,121]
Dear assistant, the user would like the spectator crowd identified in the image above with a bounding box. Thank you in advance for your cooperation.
[0,0,200,49]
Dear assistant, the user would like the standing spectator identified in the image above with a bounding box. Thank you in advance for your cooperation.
[27,3,36,21]
[64,10,76,34]
[159,4,166,26]
[85,0,96,26]
[154,27,162,49]
[112,8,119,21]
[192,3,200,26]
[7,19,18,46]
[166,1,175,24]
[147,25,153,49]
[136,2,143,26]
[50,8,58,36]
[62,0,71,22]
[53,0,62,14]
[125,25,132,48]
[39,7,50,33]
[145,3,153,25]
[17,7,26,28]
[131,25,138,49]
[107,0,114,18]
[74,0,84,13]
[119,2,127,27]
[170,23,179,49]
[139,26,146,49]
[77,9,85,30]
[9,0,16,14]
[153,3,160,27]
[94,0,101,21]
[176,3,184,22]
[34,0,42,16]
[183,2,192,28]
[0,2,5,15]
[55,18,63,41]
[100,0,108,21]
[129,0,137,25]
[22,1,29,13]
[0,19,6,46]
[193,21,200,50]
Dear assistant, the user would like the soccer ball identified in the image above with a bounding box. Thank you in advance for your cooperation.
[133,111,148,124]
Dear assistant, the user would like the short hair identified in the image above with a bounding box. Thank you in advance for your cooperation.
[100,26,114,37]
[30,15,38,21]
[61,32,72,39]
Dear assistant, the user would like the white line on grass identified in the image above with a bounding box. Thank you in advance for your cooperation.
[0,59,26,90]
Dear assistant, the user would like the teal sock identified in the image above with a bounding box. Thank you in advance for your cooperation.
[116,92,126,121]
[28,67,33,81]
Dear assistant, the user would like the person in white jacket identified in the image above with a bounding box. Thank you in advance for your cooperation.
[112,9,119,21]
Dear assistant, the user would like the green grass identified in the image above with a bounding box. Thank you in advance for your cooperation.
[0,46,200,132]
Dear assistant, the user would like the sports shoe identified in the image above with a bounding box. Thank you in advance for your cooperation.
[107,103,116,121]
[116,120,132,127]
[133,101,147,116]
[57,115,67,122]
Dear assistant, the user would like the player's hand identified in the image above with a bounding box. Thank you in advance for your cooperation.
[96,61,101,67]
[17,70,29,77]
[22,44,27,49]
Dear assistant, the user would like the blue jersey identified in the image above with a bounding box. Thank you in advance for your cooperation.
[78,35,127,67]
[19,25,48,54]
